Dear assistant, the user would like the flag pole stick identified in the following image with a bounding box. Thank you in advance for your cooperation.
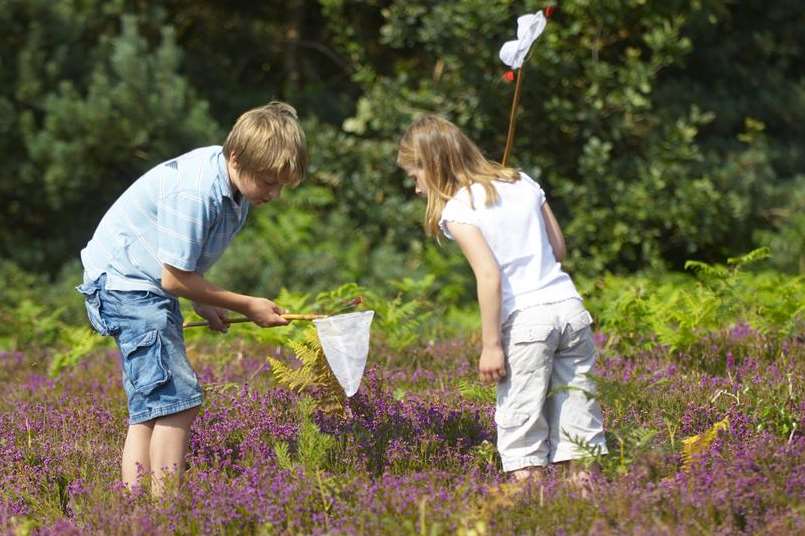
[502,67,524,167]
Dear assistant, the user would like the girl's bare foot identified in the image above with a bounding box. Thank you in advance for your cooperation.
[564,461,597,498]
[512,466,544,482]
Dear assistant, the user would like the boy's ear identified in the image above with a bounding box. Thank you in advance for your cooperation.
[227,152,239,169]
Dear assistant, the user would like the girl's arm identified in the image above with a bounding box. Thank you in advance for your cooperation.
[541,201,567,262]
[446,222,507,384]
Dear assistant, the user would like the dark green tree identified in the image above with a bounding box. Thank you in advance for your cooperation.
[314,0,796,276]
[1,1,219,271]
[2,0,803,293]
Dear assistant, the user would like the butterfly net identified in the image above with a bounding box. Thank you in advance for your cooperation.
[313,311,374,397]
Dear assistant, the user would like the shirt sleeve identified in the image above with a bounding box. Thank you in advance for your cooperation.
[439,198,480,240]
[520,173,547,206]
[156,190,215,272]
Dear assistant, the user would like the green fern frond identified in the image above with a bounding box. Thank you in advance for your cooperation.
[457,379,496,404]
[681,417,729,471]
[562,430,608,462]
[273,441,294,470]
[306,333,324,353]
[684,260,730,280]
[727,247,770,268]
[270,397,338,473]
[313,283,363,314]
[48,326,108,377]
[297,397,337,472]
[267,356,303,389]
[268,326,346,413]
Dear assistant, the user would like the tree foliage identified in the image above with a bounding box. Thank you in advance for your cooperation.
[1,1,219,269]
[1,0,803,292]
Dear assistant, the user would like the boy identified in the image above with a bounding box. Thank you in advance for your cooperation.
[76,101,307,496]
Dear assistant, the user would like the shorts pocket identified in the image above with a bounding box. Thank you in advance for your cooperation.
[561,309,596,354]
[495,409,530,428]
[76,283,112,336]
[567,309,593,332]
[119,330,171,395]
[504,324,556,375]
[508,324,554,345]
[105,289,157,305]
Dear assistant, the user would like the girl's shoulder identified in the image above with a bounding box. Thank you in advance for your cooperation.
[485,171,543,197]
[514,172,546,205]
[450,183,479,202]
[450,182,491,208]
[451,172,533,201]
[515,170,541,188]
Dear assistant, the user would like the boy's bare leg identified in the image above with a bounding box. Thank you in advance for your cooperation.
[149,406,199,497]
[122,421,155,490]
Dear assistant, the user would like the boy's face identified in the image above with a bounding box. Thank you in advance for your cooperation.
[228,156,287,206]
[241,175,284,206]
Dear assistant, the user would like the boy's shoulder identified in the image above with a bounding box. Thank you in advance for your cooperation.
[170,145,224,181]
[159,145,230,199]
[172,145,223,163]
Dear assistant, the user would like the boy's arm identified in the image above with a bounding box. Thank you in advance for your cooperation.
[161,265,288,327]
[446,222,506,384]
[191,302,230,332]
[541,201,567,262]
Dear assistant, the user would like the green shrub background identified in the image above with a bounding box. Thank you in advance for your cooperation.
[1,0,803,294]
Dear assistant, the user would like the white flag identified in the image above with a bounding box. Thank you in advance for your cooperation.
[499,11,547,69]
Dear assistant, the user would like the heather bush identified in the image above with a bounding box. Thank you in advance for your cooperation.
[2,313,803,533]
[1,254,803,533]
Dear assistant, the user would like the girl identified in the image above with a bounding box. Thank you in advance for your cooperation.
[397,114,607,483]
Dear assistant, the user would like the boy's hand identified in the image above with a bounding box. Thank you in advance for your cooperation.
[192,303,230,333]
[246,297,290,327]
[479,345,507,384]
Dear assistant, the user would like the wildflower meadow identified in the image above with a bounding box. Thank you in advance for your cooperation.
[3,1,805,533]
[1,252,803,534]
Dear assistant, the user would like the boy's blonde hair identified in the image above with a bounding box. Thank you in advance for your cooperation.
[397,114,520,236]
[223,101,308,186]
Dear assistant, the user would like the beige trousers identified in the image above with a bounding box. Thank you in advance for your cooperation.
[496,298,608,472]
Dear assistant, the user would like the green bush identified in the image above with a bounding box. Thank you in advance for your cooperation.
[584,249,804,357]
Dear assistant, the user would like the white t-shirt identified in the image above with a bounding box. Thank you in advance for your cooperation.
[439,172,581,323]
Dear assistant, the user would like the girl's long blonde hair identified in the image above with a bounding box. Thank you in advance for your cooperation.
[397,114,520,236]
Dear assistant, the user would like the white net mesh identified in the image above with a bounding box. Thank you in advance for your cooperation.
[313,311,374,397]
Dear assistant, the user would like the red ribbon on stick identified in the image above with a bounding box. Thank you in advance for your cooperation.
[500,4,557,166]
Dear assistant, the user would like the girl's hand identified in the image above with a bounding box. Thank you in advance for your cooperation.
[192,302,230,333]
[479,345,507,384]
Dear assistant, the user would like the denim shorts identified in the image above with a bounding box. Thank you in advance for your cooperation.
[496,298,608,471]
[76,275,203,425]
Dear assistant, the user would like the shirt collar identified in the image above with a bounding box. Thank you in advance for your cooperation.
[216,150,236,200]
[216,149,250,215]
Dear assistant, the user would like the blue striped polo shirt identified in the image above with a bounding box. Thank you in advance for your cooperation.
[80,146,250,295]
